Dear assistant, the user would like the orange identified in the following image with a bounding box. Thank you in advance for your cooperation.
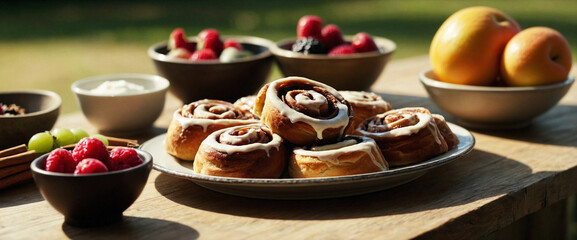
[500,26,573,86]
[430,6,520,86]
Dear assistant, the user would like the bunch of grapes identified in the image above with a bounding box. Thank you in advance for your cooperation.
[27,128,109,154]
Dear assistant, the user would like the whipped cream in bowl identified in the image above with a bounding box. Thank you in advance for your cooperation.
[88,80,147,96]
[71,74,170,134]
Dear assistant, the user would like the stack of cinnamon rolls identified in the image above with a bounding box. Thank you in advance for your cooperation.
[165,77,459,178]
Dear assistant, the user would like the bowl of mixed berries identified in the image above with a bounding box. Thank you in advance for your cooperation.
[270,15,397,91]
[30,137,152,227]
[148,28,275,104]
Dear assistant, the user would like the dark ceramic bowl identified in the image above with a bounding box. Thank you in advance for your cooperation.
[270,36,396,91]
[148,36,275,104]
[30,148,152,227]
[0,90,61,149]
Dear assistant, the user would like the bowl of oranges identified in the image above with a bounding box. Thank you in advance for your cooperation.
[421,6,574,129]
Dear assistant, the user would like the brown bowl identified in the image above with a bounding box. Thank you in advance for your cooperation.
[270,36,396,91]
[148,36,275,104]
[30,148,153,227]
[0,90,61,149]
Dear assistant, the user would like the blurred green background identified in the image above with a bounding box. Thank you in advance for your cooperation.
[1,0,576,114]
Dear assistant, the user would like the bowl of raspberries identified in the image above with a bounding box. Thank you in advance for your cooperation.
[30,137,152,227]
[271,15,397,91]
[148,28,275,104]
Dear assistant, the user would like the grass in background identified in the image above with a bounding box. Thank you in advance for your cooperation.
[1,0,576,113]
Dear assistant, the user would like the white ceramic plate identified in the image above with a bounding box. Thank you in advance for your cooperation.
[142,123,475,200]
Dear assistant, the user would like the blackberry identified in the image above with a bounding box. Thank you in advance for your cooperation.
[291,37,327,54]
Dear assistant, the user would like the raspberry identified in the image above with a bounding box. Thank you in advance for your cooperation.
[321,24,345,51]
[46,148,77,173]
[201,35,224,56]
[292,37,327,55]
[328,44,357,56]
[106,147,143,171]
[297,15,323,40]
[223,39,243,51]
[74,158,109,174]
[72,137,109,163]
[352,32,379,53]
[198,28,220,41]
[168,28,196,52]
[198,29,223,56]
[190,49,218,61]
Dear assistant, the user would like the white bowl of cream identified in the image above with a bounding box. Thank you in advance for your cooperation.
[71,74,170,134]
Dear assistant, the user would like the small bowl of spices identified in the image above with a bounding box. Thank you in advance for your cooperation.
[0,90,61,149]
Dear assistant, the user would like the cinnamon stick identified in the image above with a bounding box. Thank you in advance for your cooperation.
[107,136,139,147]
[0,144,28,158]
[0,162,30,179]
[0,150,37,168]
[0,170,32,190]
[61,136,139,149]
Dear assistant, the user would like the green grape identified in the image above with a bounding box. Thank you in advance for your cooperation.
[51,128,76,147]
[91,134,109,146]
[70,128,90,143]
[28,131,54,154]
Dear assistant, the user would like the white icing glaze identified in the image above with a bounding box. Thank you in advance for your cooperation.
[294,90,327,116]
[173,110,258,132]
[201,124,283,157]
[266,77,350,140]
[310,139,357,151]
[339,90,390,110]
[358,108,432,138]
[293,136,388,170]
[233,95,257,114]
[219,128,260,145]
[427,122,443,145]
[193,104,237,119]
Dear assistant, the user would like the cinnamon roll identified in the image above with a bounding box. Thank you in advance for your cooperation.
[339,91,392,134]
[193,124,288,178]
[233,95,258,117]
[433,114,459,150]
[253,77,353,146]
[289,135,389,178]
[165,99,259,161]
[354,107,450,166]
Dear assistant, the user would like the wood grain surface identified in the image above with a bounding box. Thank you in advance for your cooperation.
[1,56,576,240]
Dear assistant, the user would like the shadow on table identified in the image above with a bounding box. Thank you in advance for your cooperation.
[153,147,534,221]
[61,216,199,240]
[0,181,44,208]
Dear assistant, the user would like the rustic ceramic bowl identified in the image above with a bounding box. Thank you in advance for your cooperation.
[30,148,152,227]
[71,73,169,135]
[419,70,574,129]
[0,90,61,149]
[148,35,275,104]
[270,36,396,91]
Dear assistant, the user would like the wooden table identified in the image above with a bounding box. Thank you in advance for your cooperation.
[2,55,576,239]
